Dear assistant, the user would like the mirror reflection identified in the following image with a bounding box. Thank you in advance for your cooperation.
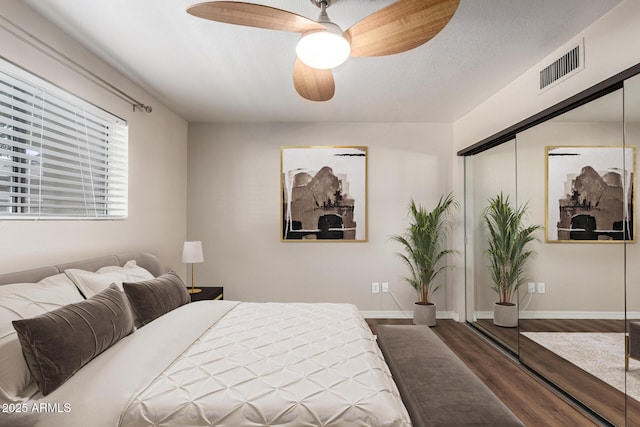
[465,83,639,425]
[625,72,640,426]
[465,139,519,354]
[515,89,626,426]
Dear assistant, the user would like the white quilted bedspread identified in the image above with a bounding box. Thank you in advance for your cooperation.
[119,302,411,427]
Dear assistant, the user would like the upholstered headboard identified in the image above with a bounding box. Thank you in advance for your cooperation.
[0,253,167,286]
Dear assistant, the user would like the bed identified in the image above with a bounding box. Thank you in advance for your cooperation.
[0,253,411,427]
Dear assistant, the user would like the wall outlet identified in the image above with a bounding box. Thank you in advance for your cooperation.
[537,282,545,294]
[528,282,536,293]
[382,282,389,293]
[371,282,380,294]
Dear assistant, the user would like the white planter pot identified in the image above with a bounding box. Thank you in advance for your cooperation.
[414,303,436,327]
[493,302,518,327]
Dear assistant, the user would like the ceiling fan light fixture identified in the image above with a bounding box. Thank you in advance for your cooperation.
[296,24,351,70]
[187,0,461,101]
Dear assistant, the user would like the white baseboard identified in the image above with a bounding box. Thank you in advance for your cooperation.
[361,310,459,321]
[440,311,459,321]
[473,310,637,320]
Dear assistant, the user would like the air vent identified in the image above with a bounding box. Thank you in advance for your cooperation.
[539,39,584,92]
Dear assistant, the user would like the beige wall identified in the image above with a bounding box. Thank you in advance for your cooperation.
[187,122,457,316]
[0,2,188,275]
[453,0,640,151]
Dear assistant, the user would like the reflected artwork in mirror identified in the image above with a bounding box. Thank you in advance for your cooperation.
[546,145,635,242]
[516,88,628,426]
[463,70,640,425]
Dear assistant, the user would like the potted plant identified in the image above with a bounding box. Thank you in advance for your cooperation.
[483,193,541,327]
[391,194,459,326]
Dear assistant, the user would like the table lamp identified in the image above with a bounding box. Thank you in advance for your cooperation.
[182,241,204,294]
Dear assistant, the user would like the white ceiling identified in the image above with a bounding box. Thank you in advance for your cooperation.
[24,0,622,123]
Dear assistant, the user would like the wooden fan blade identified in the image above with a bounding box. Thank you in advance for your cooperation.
[345,0,460,57]
[187,1,325,33]
[293,59,335,102]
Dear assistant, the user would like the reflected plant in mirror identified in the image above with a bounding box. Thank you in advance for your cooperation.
[483,193,542,327]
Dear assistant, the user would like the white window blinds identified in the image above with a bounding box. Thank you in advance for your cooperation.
[0,62,128,219]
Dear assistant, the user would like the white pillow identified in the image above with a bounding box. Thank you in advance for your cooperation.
[65,260,154,298]
[0,273,84,404]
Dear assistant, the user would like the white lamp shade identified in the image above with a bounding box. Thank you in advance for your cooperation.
[182,241,204,264]
[296,25,351,70]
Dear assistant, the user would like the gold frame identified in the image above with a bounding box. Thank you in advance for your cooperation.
[545,145,636,243]
[280,146,368,242]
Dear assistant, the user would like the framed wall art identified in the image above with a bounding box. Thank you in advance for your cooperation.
[546,145,635,242]
[281,146,367,241]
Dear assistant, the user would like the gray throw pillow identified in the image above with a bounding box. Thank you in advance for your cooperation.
[122,271,190,328]
[12,284,134,396]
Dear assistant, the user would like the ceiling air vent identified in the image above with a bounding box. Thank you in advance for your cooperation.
[539,39,584,92]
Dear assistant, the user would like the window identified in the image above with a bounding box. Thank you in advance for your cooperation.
[0,61,128,219]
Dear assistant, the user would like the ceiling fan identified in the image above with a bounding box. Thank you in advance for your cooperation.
[187,0,460,102]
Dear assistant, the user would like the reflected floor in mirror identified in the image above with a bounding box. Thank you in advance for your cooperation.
[519,319,639,427]
[473,319,519,354]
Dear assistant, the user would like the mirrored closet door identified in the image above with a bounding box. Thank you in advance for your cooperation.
[464,140,519,354]
[463,64,640,426]
[515,89,627,426]
[625,72,640,426]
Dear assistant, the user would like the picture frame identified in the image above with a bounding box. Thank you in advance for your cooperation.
[546,145,635,243]
[281,146,367,242]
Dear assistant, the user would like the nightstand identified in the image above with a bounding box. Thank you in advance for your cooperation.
[189,286,223,302]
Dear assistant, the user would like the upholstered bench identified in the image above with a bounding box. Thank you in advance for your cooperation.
[376,325,524,427]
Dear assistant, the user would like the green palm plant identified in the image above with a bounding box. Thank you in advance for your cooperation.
[391,194,459,305]
[483,193,542,305]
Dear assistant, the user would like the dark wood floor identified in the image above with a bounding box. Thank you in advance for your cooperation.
[366,318,603,427]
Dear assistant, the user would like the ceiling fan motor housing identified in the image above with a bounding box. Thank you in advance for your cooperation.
[310,0,336,8]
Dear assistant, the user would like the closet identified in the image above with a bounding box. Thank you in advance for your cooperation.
[461,65,640,426]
